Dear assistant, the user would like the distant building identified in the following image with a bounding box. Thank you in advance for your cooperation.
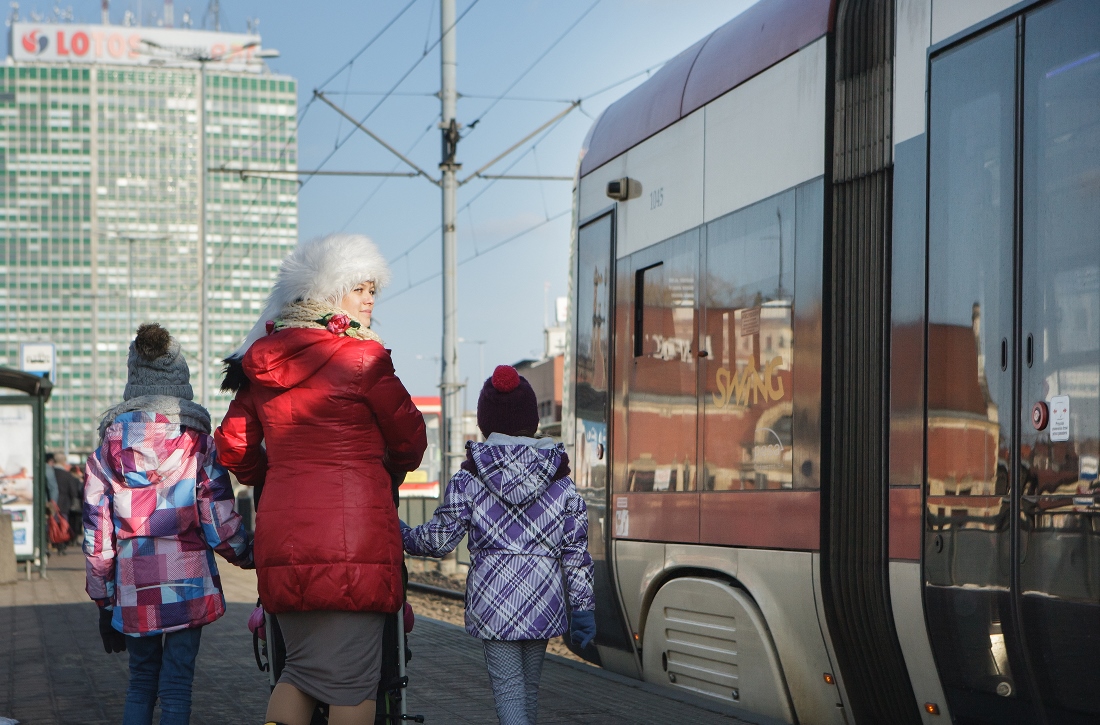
[515,354,564,438]
[0,21,298,454]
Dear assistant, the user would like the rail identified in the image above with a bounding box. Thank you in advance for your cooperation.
[407,581,465,601]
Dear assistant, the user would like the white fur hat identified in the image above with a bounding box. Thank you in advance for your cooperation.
[231,233,391,358]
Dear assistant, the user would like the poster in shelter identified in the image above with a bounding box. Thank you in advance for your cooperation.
[0,405,35,557]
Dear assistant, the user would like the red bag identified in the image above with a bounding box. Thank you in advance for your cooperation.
[48,511,71,544]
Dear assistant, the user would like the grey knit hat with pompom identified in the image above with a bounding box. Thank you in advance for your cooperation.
[123,323,194,401]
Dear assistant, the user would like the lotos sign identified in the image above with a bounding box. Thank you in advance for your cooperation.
[9,23,264,72]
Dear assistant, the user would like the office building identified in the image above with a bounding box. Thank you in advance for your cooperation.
[0,20,298,454]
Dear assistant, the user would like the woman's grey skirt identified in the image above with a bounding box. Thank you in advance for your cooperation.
[276,610,387,706]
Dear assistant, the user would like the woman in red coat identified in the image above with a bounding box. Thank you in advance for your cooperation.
[215,233,426,725]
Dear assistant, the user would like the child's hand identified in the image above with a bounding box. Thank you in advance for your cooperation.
[239,531,256,569]
[569,610,596,649]
[98,608,127,654]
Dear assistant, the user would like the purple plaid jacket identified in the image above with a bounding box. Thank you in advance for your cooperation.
[403,435,595,640]
[84,410,252,635]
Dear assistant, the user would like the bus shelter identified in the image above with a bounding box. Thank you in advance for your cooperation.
[0,366,52,577]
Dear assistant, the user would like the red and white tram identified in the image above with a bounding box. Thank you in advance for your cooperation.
[565,0,1100,723]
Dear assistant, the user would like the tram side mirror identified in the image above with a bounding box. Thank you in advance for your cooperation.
[606,177,641,201]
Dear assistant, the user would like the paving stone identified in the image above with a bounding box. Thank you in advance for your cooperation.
[1,555,749,724]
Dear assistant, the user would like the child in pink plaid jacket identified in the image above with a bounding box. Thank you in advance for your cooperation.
[84,324,252,725]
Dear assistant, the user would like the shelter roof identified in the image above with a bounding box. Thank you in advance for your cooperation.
[0,367,53,401]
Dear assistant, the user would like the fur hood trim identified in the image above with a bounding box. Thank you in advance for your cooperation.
[231,233,391,359]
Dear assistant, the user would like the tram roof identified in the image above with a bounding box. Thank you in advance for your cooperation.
[579,0,835,177]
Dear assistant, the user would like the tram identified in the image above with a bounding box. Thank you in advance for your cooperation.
[564,0,1100,723]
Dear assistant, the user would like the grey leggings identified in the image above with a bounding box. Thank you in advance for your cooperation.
[481,639,549,725]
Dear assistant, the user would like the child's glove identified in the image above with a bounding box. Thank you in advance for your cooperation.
[240,531,256,570]
[569,610,596,649]
[98,608,127,654]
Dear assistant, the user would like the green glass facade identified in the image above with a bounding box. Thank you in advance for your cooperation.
[0,63,298,455]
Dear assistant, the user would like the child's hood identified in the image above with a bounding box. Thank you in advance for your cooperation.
[99,410,202,487]
[467,433,566,506]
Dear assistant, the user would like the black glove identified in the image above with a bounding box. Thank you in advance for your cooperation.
[98,607,127,654]
[239,530,256,570]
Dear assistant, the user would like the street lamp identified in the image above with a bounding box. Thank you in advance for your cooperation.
[138,38,278,405]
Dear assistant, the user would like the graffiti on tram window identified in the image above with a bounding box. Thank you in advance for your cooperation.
[647,333,693,362]
[712,354,786,408]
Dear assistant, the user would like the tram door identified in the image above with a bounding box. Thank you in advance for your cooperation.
[925,2,1100,723]
[619,230,699,541]
[575,212,636,658]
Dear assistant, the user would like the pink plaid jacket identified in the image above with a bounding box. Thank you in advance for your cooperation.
[84,410,252,635]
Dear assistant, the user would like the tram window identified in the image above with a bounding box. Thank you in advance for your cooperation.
[633,263,662,358]
[702,189,796,490]
[575,214,612,493]
[620,230,699,493]
[927,24,1015,514]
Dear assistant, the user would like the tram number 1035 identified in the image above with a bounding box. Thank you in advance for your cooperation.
[649,187,664,210]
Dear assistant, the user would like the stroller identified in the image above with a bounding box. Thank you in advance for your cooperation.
[248,478,424,724]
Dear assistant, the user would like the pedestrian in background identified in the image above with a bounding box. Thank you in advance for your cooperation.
[44,452,80,553]
[43,452,59,512]
[403,365,597,725]
[67,463,85,544]
[84,323,253,725]
[216,233,426,725]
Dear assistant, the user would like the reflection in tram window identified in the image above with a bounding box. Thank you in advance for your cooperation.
[620,230,698,493]
[926,25,1016,575]
[1020,0,1100,606]
[703,189,795,490]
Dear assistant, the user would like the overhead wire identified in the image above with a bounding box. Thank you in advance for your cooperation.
[464,0,602,136]
[305,0,482,185]
[382,107,572,271]
[315,0,421,91]
[172,0,478,318]
[211,1,418,174]
[385,209,570,302]
[338,122,436,232]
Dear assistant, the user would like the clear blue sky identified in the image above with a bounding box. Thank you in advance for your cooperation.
[90,0,757,399]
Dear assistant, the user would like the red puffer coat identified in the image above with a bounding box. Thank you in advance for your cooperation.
[214,327,426,614]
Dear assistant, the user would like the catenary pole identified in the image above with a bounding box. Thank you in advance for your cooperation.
[440,0,461,489]
[198,62,208,407]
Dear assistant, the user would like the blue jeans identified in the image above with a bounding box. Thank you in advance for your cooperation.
[123,627,203,725]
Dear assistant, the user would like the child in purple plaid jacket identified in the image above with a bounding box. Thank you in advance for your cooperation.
[84,324,253,725]
[403,365,595,725]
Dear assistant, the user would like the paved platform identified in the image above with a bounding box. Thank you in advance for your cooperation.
[1,555,747,724]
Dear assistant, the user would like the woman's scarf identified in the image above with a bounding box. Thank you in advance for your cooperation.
[271,299,383,345]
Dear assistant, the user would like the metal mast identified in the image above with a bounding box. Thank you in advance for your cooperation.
[439,0,462,485]
[197,64,208,406]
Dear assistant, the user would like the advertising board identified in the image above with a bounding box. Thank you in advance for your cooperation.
[0,405,36,558]
[9,22,263,72]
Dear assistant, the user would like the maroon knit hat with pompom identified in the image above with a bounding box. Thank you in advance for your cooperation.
[477,365,539,438]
